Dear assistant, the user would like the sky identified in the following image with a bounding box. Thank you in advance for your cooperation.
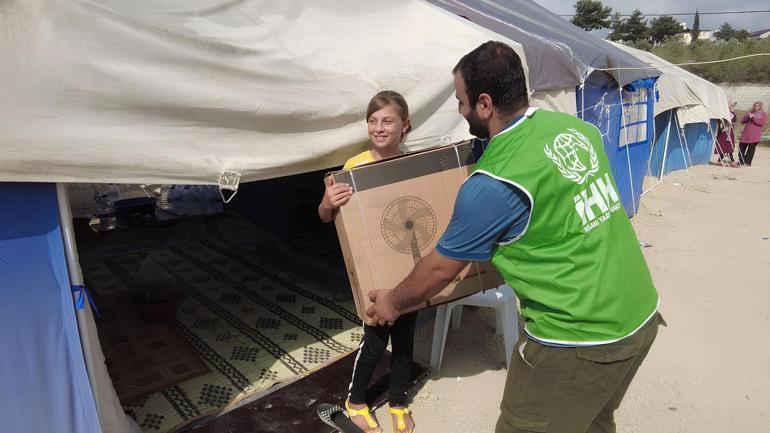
[531,0,769,33]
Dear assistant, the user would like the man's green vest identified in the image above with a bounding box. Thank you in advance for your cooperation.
[475,107,659,345]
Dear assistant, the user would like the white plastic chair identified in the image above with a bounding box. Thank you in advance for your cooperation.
[430,285,519,370]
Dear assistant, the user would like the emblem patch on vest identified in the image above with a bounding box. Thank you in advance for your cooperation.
[544,128,599,184]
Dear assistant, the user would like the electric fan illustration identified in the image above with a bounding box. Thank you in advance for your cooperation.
[380,196,438,264]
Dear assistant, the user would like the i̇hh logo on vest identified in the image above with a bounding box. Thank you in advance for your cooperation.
[544,128,621,233]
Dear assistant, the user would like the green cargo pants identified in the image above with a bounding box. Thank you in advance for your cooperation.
[496,313,665,433]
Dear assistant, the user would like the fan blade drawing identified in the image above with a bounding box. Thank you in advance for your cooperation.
[409,206,433,222]
[380,196,437,264]
[394,234,414,255]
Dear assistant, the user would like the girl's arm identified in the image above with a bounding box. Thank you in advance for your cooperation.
[318,176,353,223]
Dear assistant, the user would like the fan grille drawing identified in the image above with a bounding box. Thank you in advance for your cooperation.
[380,196,438,264]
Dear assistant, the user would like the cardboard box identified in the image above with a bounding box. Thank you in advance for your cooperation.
[332,141,503,323]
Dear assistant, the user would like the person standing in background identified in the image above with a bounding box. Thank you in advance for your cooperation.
[738,101,766,167]
[715,101,737,167]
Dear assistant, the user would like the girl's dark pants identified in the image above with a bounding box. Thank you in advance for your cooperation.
[347,312,417,407]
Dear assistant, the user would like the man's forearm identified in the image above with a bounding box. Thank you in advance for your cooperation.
[392,250,469,310]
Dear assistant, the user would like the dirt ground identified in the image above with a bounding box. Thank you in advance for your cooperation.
[371,145,770,433]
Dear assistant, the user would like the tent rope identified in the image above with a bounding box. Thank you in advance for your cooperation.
[595,53,770,71]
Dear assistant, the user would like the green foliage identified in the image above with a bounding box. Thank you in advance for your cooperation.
[608,12,624,41]
[625,10,649,43]
[632,40,654,52]
[714,23,735,41]
[690,10,700,44]
[571,0,613,31]
[608,9,648,43]
[735,30,751,41]
[651,38,770,83]
[649,16,683,45]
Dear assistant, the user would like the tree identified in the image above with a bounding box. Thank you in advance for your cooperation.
[608,10,647,43]
[607,12,625,41]
[735,29,751,40]
[649,16,683,45]
[625,9,649,44]
[571,0,613,31]
[690,10,700,44]
[714,22,736,41]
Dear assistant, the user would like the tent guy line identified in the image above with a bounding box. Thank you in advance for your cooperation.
[597,53,770,72]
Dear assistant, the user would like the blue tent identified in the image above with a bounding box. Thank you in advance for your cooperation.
[0,183,101,433]
[577,72,657,217]
[649,110,719,177]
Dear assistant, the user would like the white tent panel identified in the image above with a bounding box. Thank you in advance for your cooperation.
[0,0,526,184]
[609,42,729,124]
[678,105,713,126]
[532,87,578,116]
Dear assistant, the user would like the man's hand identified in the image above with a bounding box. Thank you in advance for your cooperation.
[366,289,400,326]
[365,250,469,326]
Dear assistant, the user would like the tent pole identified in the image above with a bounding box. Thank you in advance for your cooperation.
[642,92,659,197]
[658,110,673,182]
[55,184,103,417]
[674,113,693,175]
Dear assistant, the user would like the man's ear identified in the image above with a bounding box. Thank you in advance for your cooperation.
[476,93,494,119]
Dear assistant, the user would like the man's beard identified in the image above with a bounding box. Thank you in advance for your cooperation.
[466,108,489,139]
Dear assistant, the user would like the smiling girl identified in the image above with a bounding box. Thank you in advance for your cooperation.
[317,91,416,433]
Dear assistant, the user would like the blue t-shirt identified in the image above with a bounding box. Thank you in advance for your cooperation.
[437,115,532,260]
[436,173,531,261]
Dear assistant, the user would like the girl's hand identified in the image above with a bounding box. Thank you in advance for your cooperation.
[321,175,353,211]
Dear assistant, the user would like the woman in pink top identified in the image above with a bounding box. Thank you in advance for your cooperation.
[738,101,767,166]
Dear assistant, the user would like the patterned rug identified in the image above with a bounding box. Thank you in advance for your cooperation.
[97,293,210,403]
[81,238,362,433]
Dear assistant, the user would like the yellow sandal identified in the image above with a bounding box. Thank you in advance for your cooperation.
[345,400,381,433]
[388,406,413,433]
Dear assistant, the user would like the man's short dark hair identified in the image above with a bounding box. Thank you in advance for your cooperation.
[453,41,528,115]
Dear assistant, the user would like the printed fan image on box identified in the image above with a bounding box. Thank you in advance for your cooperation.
[380,196,437,264]
[331,141,503,323]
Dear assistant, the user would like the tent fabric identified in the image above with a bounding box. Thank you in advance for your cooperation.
[577,72,654,217]
[426,0,659,91]
[0,0,525,185]
[609,42,730,124]
[649,111,718,177]
[0,183,101,433]
[78,297,143,433]
[56,186,142,433]
[532,87,578,116]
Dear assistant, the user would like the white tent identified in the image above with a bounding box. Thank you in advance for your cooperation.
[609,42,730,124]
[0,0,539,185]
[608,42,730,187]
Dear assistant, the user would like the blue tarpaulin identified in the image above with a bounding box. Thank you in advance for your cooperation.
[0,183,101,433]
[577,73,655,217]
[649,111,718,177]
